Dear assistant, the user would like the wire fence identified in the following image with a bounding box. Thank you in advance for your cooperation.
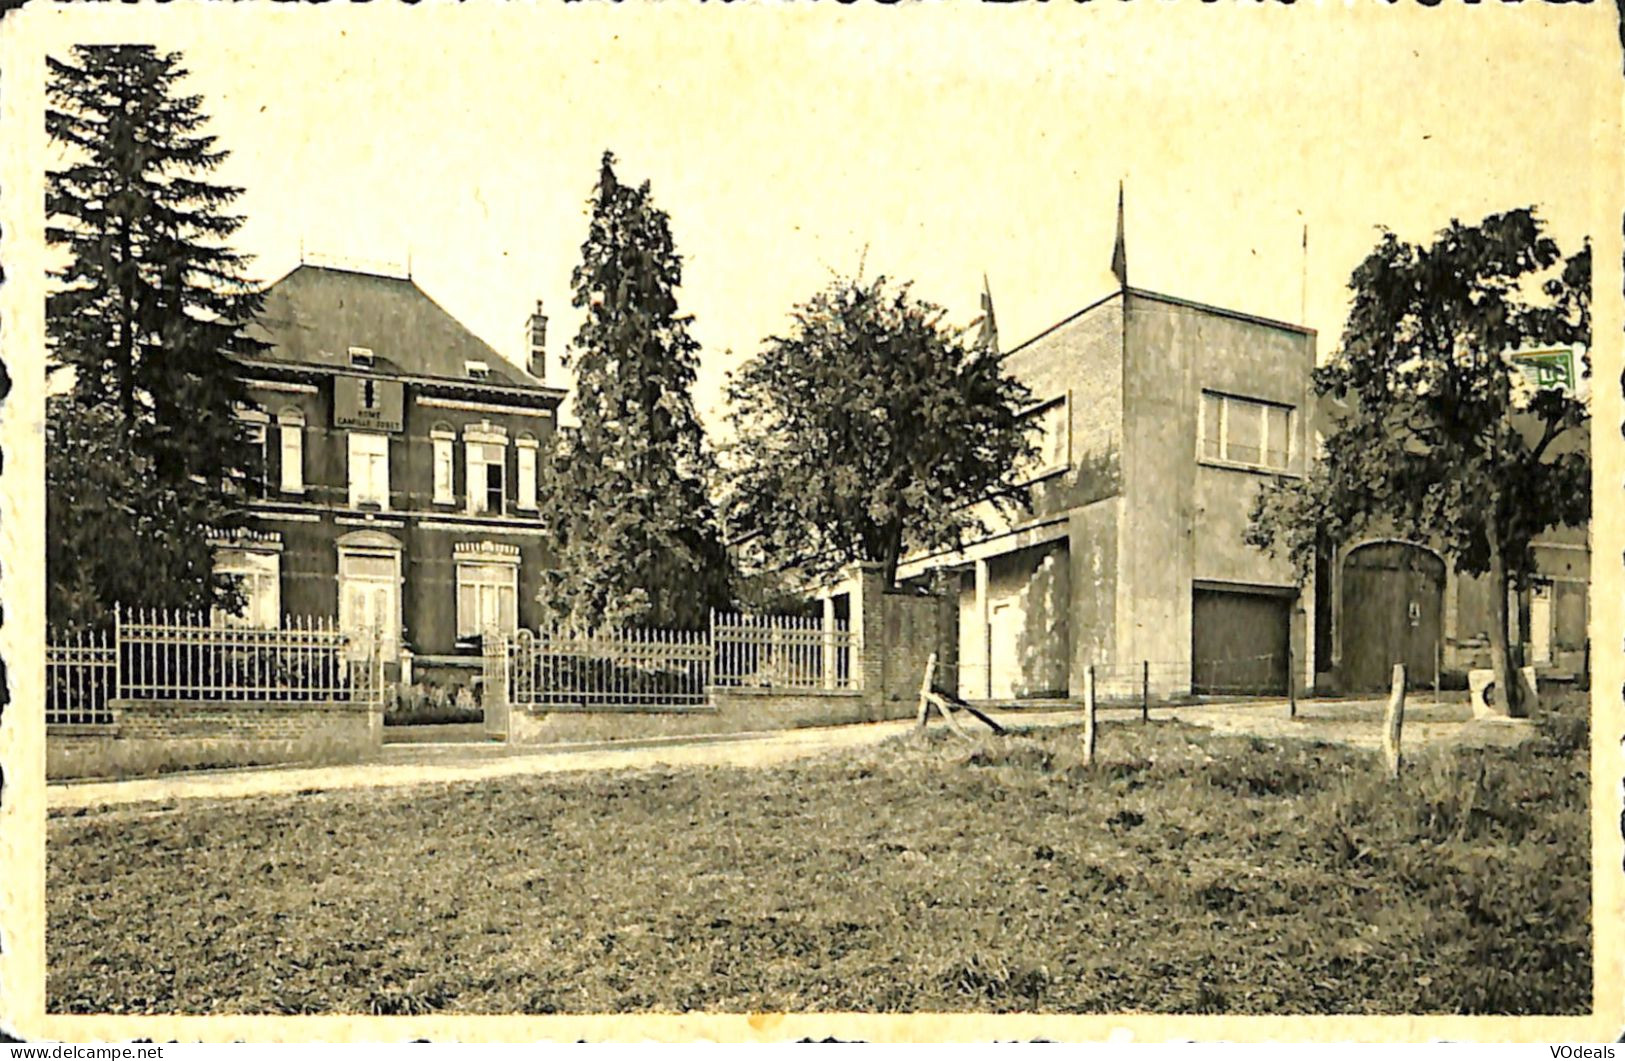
[47,607,384,726]
[931,652,1291,708]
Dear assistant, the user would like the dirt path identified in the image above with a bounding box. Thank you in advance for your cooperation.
[1159,697,1537,751]
[46,709,1084,811]
[48,696,1529,812]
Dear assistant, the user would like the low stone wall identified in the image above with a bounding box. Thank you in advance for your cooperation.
[507,686,904,745]
[48,698,382,781]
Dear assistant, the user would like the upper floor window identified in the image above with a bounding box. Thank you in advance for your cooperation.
[1200,391,1294,473]
[1017,395,1070,481]
[277,408,305,494]
[464,360,490,381]
[348,346,375,369]
[516,434,539,510]
[466,441,506,515]
[431,424,457,505]
[348,431,391,509]
[233,407,270,499]
[464,421,508,515]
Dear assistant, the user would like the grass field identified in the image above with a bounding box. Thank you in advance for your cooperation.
[47,696,1590,1015]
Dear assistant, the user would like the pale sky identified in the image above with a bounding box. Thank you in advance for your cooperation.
[16,3,1619,429]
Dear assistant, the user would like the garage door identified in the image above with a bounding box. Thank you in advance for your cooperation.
[1192,587,1291,695]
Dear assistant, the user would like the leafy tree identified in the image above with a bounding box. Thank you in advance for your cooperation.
[46,45,265,627]
[536,152,731,630]
[724,274,1038,589]
[1248,208,1589,713]
[46,400,243,628]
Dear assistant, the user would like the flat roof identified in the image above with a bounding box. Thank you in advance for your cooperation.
[1002,286,1315,360]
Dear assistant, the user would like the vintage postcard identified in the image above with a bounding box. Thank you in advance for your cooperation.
[0,0,1621,1044]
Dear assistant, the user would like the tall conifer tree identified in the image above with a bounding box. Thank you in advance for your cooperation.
[535,153,731,630]
[46,46,266,627]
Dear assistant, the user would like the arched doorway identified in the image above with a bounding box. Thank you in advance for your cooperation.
[1338,542,1445,691]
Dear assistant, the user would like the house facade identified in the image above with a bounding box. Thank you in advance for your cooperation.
[215,263,565,686]
[898,286,1317,701]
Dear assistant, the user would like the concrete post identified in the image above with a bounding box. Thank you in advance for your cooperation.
[974,558,991,700]
[822,594,837,691]
[481,633,511,742]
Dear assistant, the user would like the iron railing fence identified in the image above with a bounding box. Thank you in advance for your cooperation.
[117,608,356,702]
[509,626,712,710]
[711,610,854,691]
[46,607,383,724]
[46,627,117,725]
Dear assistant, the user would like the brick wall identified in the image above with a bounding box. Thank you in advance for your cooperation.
[47,700,381,780]
[507,687,903,745]
[113,698,380,743]
[880,590,946,706]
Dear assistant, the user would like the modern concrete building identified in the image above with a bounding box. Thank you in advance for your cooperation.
[898,285,1317,702]
[211,262,566,688]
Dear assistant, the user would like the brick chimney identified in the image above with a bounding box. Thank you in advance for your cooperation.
[524,300,548,381]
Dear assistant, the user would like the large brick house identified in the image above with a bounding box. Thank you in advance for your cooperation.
[215,262,565,686]
[898,285,1318,701]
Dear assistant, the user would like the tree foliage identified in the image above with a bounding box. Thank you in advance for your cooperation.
[1248,207,1589,709]
[46,45,265,628]
[724,275,1038,588]
[535,152,731,630]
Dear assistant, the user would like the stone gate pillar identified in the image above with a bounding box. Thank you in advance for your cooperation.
[848,562,887,718]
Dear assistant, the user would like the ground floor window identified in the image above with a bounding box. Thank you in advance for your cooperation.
[456,560,518,639]
[213,548,281,628]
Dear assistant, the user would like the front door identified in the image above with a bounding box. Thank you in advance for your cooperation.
[339,552,400,662]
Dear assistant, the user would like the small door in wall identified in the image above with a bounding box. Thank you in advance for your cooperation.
[1529,581,1553,665]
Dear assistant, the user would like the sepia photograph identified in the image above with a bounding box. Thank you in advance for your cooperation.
[1,0,1620,1042]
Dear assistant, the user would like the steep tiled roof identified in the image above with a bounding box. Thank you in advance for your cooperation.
[245,264,540,388]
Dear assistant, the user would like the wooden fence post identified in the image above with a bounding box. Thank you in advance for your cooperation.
[1141,660,1149,722]
[917,652,936,729]
[1383,662,1406,780]
[1083,664,1097,767]
[1287,642,1297,719]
